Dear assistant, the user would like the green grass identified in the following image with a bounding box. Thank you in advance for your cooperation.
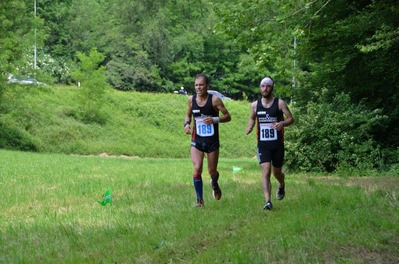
[0,85,255,159]
[1,149,398,263]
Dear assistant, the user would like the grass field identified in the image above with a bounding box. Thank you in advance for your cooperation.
[1,149,398,263]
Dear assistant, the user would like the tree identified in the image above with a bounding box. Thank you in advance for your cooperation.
[39,0,74,57]
[0,0,45,76]
[71,48,109,124]
[295,0,399,151]
[213,0,307,99]
[214,0,399,171]
[0,0,46,104]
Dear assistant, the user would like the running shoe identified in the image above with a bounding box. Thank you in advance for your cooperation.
[263,201,273,210]
[210,179,222,200]
[276,188,285,200]
[195,198,204,207]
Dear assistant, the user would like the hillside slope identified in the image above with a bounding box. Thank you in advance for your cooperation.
[0,85,257,158]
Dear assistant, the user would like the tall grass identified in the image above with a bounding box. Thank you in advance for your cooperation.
[0,85,255,159]
[1,150,398,263]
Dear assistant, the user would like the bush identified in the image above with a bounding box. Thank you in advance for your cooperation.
[0,122,38,152]
[285,92,389,174]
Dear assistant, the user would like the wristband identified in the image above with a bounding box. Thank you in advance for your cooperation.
[212,117,220,124]
[280,121,285,127]
[184,121,191,127]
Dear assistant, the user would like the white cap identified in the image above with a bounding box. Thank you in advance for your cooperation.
[260,77,274,87]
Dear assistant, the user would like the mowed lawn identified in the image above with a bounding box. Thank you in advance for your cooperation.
[1,149,398,263]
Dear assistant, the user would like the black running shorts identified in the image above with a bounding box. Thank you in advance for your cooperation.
[191,140,220,153]
[257,144,285,167]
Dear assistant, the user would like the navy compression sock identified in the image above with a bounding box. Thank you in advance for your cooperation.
[193,174,203,200]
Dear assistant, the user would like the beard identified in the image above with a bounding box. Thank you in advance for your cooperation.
[262,93,272,99]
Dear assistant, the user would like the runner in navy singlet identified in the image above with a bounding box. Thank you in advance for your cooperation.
[245,76,294,210]
[184,74,232,207]
[191,93,220,153]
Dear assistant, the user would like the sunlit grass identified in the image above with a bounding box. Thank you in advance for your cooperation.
[0,85,255,159]
[1,150,398,263]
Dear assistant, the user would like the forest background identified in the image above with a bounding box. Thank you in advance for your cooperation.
[0,0,398,174]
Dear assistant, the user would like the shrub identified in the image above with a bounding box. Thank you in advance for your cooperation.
[285,92,388,173]
[0,121,38,152]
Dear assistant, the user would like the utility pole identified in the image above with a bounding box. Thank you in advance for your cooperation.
[34,0,37,78]
[292,36,297,88]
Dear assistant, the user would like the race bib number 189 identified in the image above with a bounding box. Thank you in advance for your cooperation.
[196,119,214,137]
[260,123,277,141]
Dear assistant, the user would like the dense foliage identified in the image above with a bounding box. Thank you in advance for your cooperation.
[296,0,399,172]
[214,0,399,173]
[0,0,398,173]
[18,0,258,97]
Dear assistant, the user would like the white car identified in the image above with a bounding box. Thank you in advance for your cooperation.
[6,74,20,83]
[19,77,47,86]
[208,90,231,100]
[6,74,47,86]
